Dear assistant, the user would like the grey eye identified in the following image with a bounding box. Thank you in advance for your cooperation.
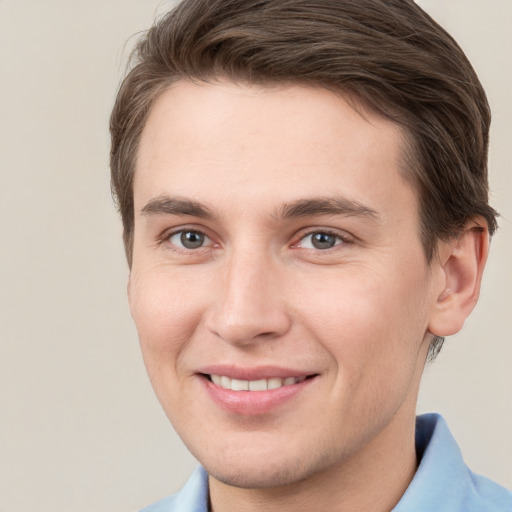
[301,232,342,250]
[170,230,208,249]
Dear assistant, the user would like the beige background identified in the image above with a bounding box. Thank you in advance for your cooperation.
[0,1,510,510]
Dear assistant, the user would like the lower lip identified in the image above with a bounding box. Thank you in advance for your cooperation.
[200,376,316,416]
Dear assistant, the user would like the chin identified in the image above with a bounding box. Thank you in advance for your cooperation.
[205,459,316,489]
[193,438,342,490]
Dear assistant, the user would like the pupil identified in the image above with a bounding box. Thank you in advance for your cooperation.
[312,232,336,249]
[181,231,204,249]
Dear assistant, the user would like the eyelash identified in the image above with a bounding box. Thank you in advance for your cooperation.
[292,229,352,252]
[160,227,351,254]
[160,227,216,253]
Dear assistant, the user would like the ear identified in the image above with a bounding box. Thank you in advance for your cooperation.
[127,274,134,315]
[428,219,490,337]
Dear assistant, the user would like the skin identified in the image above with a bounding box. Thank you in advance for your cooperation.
[128,80,488,512]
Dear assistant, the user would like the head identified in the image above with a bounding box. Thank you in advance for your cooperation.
[111,0,497,260]
[110,0,497,359]
[109,0,496,497]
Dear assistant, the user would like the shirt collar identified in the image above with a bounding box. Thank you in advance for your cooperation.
[393,413,511,511]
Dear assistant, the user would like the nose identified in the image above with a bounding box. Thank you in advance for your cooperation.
[206,250,292,346]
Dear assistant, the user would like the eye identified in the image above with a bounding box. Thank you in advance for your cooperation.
[299,231,345,250]
[168,229,212,250]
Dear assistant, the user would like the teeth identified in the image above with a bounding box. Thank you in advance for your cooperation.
[249,379,267,391]
[209,375,306,391]
[231,378,249,391]
[267,377,282,390]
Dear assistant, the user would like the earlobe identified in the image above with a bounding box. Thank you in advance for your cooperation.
[428,219,490,337]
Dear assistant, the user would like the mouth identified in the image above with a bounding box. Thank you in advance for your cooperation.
[196,366,319,415]
[199,372,318,415]
[204,374,312,391]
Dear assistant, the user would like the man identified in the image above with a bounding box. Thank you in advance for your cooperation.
[109,0,512,510]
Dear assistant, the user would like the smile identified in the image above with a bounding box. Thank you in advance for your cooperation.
[201,373,317,415]
[209,374,307,391]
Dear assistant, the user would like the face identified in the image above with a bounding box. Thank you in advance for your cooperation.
[129,80,444,489]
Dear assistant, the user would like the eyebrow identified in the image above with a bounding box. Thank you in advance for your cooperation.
[141,196,213,218]
[140,194,380,222]
[276,197,380,221]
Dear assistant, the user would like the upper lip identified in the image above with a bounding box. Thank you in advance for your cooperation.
[197,365,316,381]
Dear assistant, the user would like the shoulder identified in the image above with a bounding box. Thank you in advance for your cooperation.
[139,494,180,512]
[394,414,512,512]
[139,466,209,512]
[463,472,512,512]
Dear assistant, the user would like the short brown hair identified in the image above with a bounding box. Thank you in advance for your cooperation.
[110,0,498,356]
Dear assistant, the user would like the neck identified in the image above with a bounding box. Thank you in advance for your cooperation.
[208,408,419,512]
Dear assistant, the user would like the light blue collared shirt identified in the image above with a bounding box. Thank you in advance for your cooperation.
[140,414,512,512]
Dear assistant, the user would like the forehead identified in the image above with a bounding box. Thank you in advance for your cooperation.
[134,80,416,223]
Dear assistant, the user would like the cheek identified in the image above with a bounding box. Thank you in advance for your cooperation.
[129,270,203,370]
[128,269,211,427]
[295,265,430,383]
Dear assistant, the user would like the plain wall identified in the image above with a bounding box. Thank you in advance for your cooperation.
[0,1,510,510]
